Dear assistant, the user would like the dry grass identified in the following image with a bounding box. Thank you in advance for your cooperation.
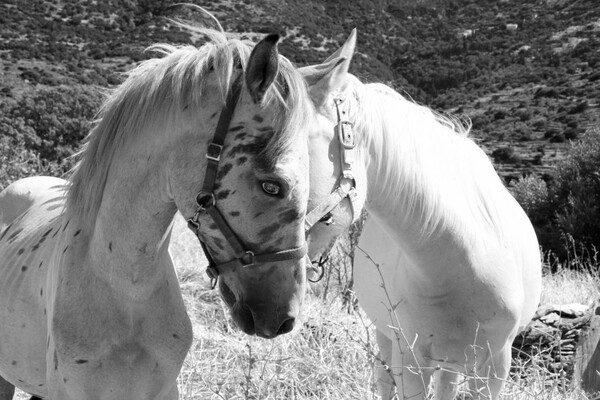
[14,215,600,399]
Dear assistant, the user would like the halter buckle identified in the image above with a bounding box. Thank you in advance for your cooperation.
[206,142,223,162]
[241,251,255,267]
[337,121,355,149]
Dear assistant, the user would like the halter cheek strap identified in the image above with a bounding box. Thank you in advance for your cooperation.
[187,74,307,289]
[305,97,360,231]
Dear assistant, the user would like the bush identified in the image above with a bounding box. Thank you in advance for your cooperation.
[491,146,521,163]
[0,86,104,186]
[552,128,600,245]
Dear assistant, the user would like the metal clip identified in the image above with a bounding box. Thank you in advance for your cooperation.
[205,266,219,289]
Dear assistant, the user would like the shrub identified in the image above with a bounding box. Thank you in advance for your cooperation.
[550,127,600,260]
[0,86,104,185]
[491,146,521,163]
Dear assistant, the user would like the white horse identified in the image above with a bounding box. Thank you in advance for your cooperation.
[302,31,542,399]
[0,28,316,400]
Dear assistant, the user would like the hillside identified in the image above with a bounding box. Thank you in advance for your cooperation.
[1,0,600,184]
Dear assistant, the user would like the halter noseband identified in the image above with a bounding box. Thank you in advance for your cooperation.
[304,97,360,282]
[187,74,307,289]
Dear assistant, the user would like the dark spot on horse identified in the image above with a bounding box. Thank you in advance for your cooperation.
[172,334,179,339]
[212,237,225,251]
[183,105,189,111]
[39,261,43,269]
[236,156,248,165]
[40,288,43,297]
[17,379,23,383]
[0,223,12,241]
[53,351,59,370]
[229,211,240,217]
[258,126,275,135]
[258,223,282,238]
[253,115,264,123]
[63,220,70,231]
[21,265,27,272]
[208,223,218,231]
[216,190,230,200]
[63,377,67,383]
[8,229,23,243]
[278,208,302,224]
[138,243,148,254]
[17,248,25,255]
[229,125,244,132]
[11,360,17,366]
[63,246,69,254]
[44,308,46,315]
[75,359,88,364]
[228,137,269,159]
[74,229,81,237]
[38,383,44,387]
[32,244,39,251]
[52,229,59,238]
[234,132,247,141]
[43,228,53,237]
[254,211,264,219]
[216,163,233,180]
[109,242,113,252]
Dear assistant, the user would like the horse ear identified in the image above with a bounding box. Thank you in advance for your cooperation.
[299,57,347,86]
[300,29,357,107]
[325,28,357,63]
[245,33,280,104]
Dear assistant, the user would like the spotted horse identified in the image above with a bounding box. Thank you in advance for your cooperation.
[302,30,542,399]
[0,27,322,399]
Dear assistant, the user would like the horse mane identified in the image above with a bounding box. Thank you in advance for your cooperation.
[66,27,311,226]
[349,80,506,239]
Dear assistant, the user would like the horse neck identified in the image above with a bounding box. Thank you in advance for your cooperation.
[360,96,495,267]
[70,134,179,298]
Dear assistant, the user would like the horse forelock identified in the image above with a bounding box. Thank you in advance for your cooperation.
[350,80,504,239]
[66,27,312,226]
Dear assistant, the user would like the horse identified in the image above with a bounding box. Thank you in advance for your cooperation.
[0,27,321,400]
[302,31,542,399]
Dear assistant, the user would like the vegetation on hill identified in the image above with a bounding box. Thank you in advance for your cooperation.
[2,0,600,259]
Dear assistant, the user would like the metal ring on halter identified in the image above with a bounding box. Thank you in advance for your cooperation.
[196,192,216,210]
[308,255,328,283]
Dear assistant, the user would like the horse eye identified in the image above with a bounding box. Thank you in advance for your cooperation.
[261,181,281,196]
[319,212,334,225]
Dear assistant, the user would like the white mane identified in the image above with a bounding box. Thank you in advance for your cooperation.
[349,80,507,240]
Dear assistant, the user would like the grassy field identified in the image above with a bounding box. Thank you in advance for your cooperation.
[15,215,600,399]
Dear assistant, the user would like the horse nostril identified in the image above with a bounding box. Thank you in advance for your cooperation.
[277,317,296,336]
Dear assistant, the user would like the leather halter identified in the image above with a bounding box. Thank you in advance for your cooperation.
[305,97,360,231]
[304,97,360,283]
[187,74,307,289]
